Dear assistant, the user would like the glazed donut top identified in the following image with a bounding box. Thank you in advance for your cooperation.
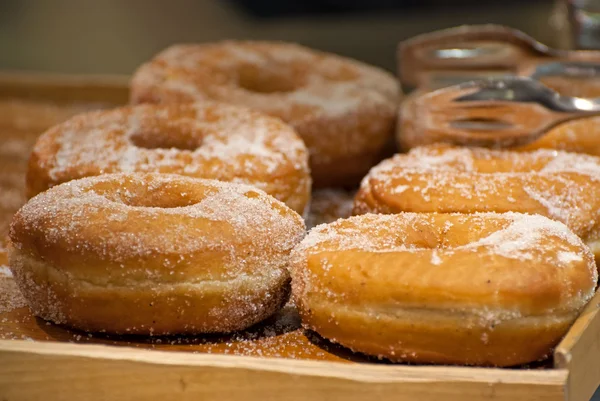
[130,41,398,125]
[293,212,597,316]
[355,145,600,239]
[27,102,310,212]
[11,173,306,284]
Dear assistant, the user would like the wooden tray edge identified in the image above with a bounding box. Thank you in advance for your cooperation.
[0,340,567,401]
[555,289,600,401]
[0,70,130,104]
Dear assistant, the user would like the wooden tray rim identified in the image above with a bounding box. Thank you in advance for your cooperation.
[0,339,569,384]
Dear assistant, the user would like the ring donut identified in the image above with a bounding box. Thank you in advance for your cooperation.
[399,90,600,157]
[130,41,399,187]
[27,102,311,214]
[9,173,306,334]
[290,212,597,366]
[354,145,600,261]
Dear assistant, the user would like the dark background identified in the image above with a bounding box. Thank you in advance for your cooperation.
[0,0,558,75]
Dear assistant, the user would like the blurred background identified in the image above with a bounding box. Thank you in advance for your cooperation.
[0,0,558,75]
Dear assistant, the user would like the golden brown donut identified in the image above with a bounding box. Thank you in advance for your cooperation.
[517,116,600,156]
[290,212,597,366]
[27,102,311,214]
[9,173,306,334]
[130,41,399,187]
[398,89,600,157]
[354,145,600,261]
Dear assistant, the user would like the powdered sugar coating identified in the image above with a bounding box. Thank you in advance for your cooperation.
[296,212,590,265]
[9,173,306,334]
[290,212,597,366]
[14,173,305,275]
[355,145,600,244]
[365,145,600,179]
[293,212,597,315]
[130,41,399,186]
[131,41,397,121]
[27,102,311,213]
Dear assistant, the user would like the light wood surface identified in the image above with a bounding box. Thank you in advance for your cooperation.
[555,290,600,401]
[0,340,568,401]
[0,71,599,401]
[0,71,129,104]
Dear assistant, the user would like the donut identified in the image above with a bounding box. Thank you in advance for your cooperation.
[290,212,597,366]
[398,90,600,157]
[130,41,400,187]
[27,102,311,214]
[9,173,306,334]
[517,116,600,156]
[354,145,600,261]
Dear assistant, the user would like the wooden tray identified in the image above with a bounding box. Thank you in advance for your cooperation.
[1,72,599,401]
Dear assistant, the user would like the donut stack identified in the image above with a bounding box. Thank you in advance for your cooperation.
[8,40,599,367]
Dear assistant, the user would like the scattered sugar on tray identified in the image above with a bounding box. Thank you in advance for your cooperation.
[305,188,355,229]
[0,267,28,313]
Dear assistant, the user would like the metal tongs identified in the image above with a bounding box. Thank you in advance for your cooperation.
[405,62,600,148]
[398,25,600,94]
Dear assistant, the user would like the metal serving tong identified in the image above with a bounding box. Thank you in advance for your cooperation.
[399,24,600,94]
[406,64,600,148]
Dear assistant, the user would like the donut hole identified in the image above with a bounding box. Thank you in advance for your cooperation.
[376,216,509,250]
[90,178,210,209]
[129,129,203,151]
[117,191,200,209]
[236,65,304,94]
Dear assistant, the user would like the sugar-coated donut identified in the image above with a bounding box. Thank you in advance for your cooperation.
[9,173,306,334]
[518,116,600,156]
[354,145,600,261]
[290,212,597,366]
[27,102,311,214]
[398,90,600,157]
[130,41,399,187]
